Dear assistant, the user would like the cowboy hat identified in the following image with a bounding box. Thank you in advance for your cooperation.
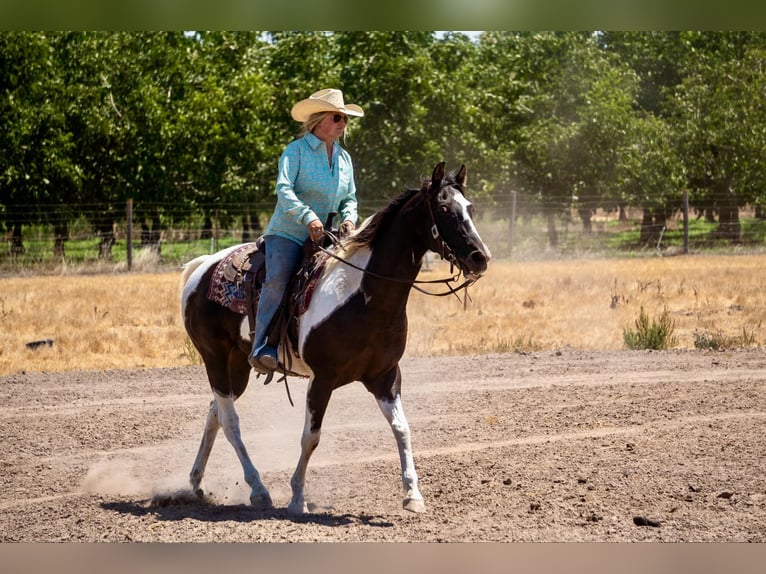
[291,88,364,122]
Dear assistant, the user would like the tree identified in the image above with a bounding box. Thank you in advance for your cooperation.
[668,33,766,241]
[495,32,640,246]
[333,31,444,206]
[0,32,79,256]
[177,32,273,242]
[619,113,685,245]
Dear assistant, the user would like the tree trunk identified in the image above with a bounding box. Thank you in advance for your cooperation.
[618,203,627,221]
[714,180,740,242]
[242,210,262,243]
[639,207,664,246]
[10,222,24,255]
[140,222,151,247]
[241,214,252,243]
[578,207,593,233]
[200,215,213,240]
[53,222,68,258]
[150,212,161,255]
[546,209,558,248]
[97,224,115,260]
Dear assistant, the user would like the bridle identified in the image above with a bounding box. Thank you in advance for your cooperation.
[315,188,479,301]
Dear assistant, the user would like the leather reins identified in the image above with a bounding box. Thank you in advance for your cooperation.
[315,193,479,302]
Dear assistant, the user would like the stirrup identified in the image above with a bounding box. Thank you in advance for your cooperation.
[248,346,277,373]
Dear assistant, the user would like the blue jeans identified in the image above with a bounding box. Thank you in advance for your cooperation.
[252,235,304,355]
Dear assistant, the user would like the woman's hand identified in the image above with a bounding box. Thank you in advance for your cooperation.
[339,220,355,237]
[308,219,324,243]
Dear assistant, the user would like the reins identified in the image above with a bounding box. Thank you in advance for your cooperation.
[316,193,478,303]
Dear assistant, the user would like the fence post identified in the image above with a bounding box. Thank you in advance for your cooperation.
[126,198,133,270]
[509,190,517,257]
[682,190,689,255]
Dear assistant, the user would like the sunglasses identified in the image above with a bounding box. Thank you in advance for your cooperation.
[331,113,348,123]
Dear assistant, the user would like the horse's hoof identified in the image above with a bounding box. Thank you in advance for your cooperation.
[403,497,426,513]
[287,500,308,515]
[150,490,203,507]
[250,491,273,510]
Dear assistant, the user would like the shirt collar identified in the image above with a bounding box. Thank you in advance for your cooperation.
[304,131,337,153]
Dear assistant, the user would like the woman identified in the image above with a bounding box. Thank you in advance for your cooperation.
[249,88,364,372]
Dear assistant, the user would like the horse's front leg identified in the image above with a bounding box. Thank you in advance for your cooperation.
[376,393,425,513]
[288,376,331,515]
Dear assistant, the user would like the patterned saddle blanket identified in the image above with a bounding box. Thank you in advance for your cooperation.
[205,238,330,317]
[206,241,263,314]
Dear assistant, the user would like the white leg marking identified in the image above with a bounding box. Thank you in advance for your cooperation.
[288,383,321,515]
[377,396,425,513]
[189,399,220,497]
[215,393,273,509]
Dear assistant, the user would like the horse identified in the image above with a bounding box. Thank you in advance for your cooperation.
[177,162,491,514]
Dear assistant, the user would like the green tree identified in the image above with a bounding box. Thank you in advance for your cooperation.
[179,31,273,242]
[668,32,766,241]
[619,113,685,245]
[333,31,444,207]
[495,32,640,247]
[0,32,79,256]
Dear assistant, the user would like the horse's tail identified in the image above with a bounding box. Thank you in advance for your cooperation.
[178,254,209,305]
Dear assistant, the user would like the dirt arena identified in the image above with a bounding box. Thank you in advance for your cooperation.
[1,349,764,542]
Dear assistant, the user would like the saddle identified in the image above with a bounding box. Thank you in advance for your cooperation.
[206,214,336,371]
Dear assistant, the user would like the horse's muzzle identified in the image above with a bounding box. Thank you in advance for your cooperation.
[462,249,490,279]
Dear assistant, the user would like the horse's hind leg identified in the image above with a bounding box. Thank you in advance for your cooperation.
[215,393,273,509]
[189,399,220,498]
[193,346,273,509]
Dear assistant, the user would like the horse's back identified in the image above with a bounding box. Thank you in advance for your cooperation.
[179,244,249,338]
[180,244,244,308]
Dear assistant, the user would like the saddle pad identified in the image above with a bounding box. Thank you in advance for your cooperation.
[207,243,260,314]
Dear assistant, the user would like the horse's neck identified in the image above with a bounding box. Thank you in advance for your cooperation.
[362,207,429,305]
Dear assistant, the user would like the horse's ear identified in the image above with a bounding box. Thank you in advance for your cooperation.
[455,164,467,188]
[431,162,446,186]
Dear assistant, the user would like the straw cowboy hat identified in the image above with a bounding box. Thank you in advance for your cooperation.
[291,88,364,122]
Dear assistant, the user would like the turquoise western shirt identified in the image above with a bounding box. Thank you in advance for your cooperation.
[264,132,358,245]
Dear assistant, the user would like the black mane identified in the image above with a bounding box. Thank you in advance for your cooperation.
[347,185,424,249]
[347,171,461,250]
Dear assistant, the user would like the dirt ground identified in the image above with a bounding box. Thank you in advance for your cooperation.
[1,349,765,542]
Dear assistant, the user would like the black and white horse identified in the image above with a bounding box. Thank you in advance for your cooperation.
[178,162,491,514]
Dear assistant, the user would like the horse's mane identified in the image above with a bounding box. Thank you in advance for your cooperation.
[335,169,461,259]
[345,184,426,252]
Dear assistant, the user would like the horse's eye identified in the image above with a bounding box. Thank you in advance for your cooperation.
[439,205,449,214]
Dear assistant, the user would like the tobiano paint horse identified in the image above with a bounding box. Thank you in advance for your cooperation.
[178,162,491,514]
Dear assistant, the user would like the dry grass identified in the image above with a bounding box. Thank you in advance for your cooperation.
[1,254,765,375]
[406,253,766,356]
[0,271,185,375]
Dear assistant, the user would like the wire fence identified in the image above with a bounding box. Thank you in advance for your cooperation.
[3,201,766,275]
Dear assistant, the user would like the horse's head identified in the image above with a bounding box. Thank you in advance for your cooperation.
[425,162,491,281]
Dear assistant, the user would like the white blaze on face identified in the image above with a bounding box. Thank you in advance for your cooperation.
[298,247,372,353]
[454,193,492,260]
